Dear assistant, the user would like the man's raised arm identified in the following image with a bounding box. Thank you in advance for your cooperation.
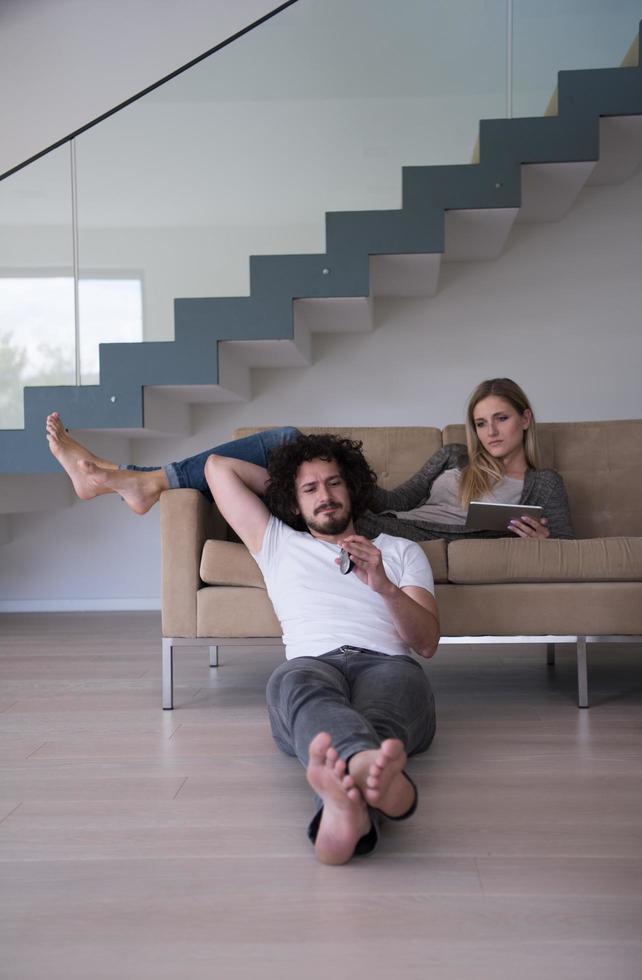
[203,455,271,554]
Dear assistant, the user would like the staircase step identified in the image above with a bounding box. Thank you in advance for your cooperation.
[98,390,192,438]
[294,297,373,334]
[222,328,311,369]
[444,208,519,261]
[587,115,642,184]
[250,252,369,302]
[369,254,441,298]
[516,161,596,222]
[140,330,312,406]
[142,389,191,436]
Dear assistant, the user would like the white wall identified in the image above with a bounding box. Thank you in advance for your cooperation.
[0,0,289,175]
[1,167,641,609]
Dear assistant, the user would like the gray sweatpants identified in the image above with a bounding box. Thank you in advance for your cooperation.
[266,645,436,854]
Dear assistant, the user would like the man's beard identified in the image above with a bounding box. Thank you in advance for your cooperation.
[305,505,352,536]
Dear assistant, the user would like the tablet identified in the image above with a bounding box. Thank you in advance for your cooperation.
[465,501,543,532]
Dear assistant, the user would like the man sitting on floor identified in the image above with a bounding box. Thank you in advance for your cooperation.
[205,433,440,864]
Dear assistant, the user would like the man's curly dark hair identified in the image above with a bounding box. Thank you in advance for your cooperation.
[263,433,378,531]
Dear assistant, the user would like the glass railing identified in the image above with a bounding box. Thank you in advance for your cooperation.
[1,0,640,429]
[0,145,75,429]
[512,0,640,117]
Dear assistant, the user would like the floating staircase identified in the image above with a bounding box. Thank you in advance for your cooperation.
[1,24,641,493]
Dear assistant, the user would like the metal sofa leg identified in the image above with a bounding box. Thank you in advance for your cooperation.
[162,637,174,710]
[209,645,219,668]
[576,635,588,708]
[546,642,556,666]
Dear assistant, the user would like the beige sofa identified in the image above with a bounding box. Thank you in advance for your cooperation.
[160,420,642,710]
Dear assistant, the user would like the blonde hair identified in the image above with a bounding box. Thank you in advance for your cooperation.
[459,378,540,508]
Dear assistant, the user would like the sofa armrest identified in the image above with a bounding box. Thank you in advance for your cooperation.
[160,489,227,637]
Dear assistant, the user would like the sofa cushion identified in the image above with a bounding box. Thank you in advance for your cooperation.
[417,540,448,584]
[447,536,642,584]
[197,586,281,637]
[201,540,266,588]
[201,537,449,586]
[435,582,642,635]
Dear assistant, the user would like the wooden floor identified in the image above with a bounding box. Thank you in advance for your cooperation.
[1,613,641,980]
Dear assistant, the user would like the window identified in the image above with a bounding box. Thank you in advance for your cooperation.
[0,275,143,429]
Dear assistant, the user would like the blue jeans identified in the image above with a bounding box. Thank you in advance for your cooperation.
[124,426,300,500]
[266,646,436,855]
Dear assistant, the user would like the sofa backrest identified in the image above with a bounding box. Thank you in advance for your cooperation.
[444,419,642,539]
[233,426,443,488]
[235,420,642,539]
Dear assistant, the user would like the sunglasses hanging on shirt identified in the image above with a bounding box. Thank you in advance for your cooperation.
[339,548,354,575]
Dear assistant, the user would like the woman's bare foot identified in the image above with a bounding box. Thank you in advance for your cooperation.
[77,460,167,515]
[46,411,167,514]
[349,739,415,819]
[46,412,118,500]
[307,732,371,865]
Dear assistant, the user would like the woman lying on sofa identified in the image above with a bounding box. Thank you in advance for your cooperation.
[45,376,574,541]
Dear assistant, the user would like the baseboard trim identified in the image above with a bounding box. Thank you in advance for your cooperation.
[0,598,161,612]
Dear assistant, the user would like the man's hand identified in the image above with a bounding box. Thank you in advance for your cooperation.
[337,534,440,659]
[336,534,390,592]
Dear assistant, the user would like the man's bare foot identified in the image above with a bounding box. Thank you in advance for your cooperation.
[306,732,371,865]
[349,739,416,819]
[46,412,118,500]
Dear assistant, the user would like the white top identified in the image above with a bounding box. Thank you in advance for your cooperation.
[391,469,524,526]
[253,516,435,660]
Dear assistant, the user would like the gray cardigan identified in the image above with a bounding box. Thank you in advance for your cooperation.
[356,444,575,542]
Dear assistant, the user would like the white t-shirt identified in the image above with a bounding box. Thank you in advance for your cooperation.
[253,516,435,660]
